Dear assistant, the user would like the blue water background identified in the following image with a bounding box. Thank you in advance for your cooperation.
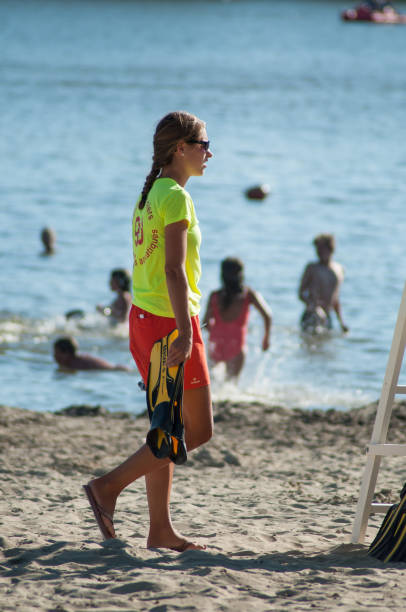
[1,0,406,414]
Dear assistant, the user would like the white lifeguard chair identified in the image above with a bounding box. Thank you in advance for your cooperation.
[352,282,406,544]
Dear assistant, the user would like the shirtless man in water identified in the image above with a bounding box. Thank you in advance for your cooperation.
[298,234,349,333]
[53,337,130,371]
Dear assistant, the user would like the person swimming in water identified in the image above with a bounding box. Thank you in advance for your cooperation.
[203,257,272,379]
[298,234,349,334]
[40,227,56,255]
[53,336,130,371]
[96,268,132,324]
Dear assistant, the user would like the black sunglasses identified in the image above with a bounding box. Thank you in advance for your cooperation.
[187,139,210,151]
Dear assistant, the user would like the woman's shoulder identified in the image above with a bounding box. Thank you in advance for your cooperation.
[207,289,220,302]
[246,287,259,303]
[153,179,191,205]
[153,178,190,199]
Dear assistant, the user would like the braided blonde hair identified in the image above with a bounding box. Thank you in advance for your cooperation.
[138,111,205,210]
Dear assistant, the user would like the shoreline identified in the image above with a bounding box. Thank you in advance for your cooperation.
[1,400,406,610]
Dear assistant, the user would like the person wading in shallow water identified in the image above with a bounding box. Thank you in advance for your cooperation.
[96,268,132,324]
[203,257,272,379]
[83,111,214,551]
[298,233,349,334]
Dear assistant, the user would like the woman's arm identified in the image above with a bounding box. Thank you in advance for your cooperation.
[248,289,272,350]
[202,292,214,328]
[164,220,193,366]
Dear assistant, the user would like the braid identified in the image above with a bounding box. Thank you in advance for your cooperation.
[139,161,160,210]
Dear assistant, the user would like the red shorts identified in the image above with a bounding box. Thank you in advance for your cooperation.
[129,305,210,390]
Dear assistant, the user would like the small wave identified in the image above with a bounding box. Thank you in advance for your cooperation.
[209,356,374,412]
[0,311,128,347]
[0,319,25,344]
[211,378,373,412]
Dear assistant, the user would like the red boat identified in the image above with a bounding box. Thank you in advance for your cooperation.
[342,4,406,22]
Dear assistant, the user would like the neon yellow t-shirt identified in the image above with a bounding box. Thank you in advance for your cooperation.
[132,177,202,317]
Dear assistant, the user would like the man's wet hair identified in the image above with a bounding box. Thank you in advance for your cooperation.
[313,233,335,252]
[54,336,78,355]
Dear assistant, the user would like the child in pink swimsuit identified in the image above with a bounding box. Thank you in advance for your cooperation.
[203,257,272,379]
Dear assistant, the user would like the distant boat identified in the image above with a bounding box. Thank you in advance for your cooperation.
[342,4,406,23]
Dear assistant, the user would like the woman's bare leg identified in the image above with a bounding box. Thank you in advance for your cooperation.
[145,463,174,547]
[225,351,245,380]
[87,385,213,545]
[145,385,213,549]
[145,463,198,550]
[86,443,171,536]
[183,385,213,451]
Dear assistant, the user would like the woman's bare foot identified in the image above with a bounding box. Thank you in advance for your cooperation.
[147,530,206,552]
[168,539,206,552]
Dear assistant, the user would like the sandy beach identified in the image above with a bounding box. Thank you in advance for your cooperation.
[1,399,406,611]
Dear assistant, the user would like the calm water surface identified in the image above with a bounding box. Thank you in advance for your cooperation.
[1,0,406,414]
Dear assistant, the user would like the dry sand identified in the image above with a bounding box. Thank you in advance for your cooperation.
[1,399,406,611]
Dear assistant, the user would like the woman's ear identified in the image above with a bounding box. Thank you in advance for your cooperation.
[175,141,185,156]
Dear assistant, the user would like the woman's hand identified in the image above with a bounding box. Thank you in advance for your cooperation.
[96,304,111,316]
[167,332,192,367]
[262,336,270,351]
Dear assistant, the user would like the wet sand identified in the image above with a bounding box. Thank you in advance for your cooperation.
[1,400,406,611]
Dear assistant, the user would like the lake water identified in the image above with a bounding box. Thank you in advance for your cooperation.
[1,0,406,415]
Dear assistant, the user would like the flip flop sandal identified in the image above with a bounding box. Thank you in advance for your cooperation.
[83,484,116,540]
